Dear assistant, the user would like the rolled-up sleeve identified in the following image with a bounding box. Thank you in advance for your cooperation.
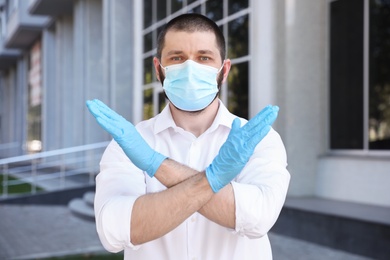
[232,128,290,238]
[94,140,145,252]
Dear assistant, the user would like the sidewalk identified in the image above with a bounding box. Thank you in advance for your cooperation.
[0,204,374,260]
[0,204,106,259]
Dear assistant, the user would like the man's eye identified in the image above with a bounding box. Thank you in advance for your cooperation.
[171,57,182,61]
[200,57,210,61]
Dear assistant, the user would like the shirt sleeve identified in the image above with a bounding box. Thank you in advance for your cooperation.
[94,140,145,252]
[232,128,290,238]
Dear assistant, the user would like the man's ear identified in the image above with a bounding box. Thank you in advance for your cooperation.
[153,57,162,82]
[221,59,231,84]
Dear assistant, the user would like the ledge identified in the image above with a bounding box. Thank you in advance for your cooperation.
[284,196,390,226]
[272,196,390,259]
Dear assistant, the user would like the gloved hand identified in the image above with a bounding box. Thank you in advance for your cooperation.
[205,105,279,193]
[86,99,167,177]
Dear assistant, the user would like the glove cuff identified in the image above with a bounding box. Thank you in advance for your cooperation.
[205,165,222,193]
[145,152,167,177]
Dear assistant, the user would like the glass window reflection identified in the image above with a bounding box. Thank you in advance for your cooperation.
[189,5,201,14]
[157,1,167,21]
[228,0,249,15]
[228,15,249,59]
[143,88,153,120]
[206,0,223,21]
[144,57,154,84]
[329,0,364,149]
[144,32,153,52]
[171,0,182,14]
[144,0,152,28]
[227,62,249,119]
[159,92,167,113]
[369,0,390,149]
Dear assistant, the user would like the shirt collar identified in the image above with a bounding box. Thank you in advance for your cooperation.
[153,104,177,134]
[153,99,238,135]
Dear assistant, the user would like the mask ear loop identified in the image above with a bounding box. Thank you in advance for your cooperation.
[220,60,225,71]
[158,62,167,81]
[215,60,226,95]
[159,62,165,69]
[217,60,225,80]
[159,62,166,71]
[217,60,225,74]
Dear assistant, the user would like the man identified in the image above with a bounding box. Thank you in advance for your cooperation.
[87,13,290,259]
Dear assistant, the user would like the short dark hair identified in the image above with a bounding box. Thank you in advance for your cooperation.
[156,13,226,62]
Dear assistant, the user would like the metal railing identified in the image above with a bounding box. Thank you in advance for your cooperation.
[0,141,109,198]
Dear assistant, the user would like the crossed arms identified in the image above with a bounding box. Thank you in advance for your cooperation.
[87,99,280,246]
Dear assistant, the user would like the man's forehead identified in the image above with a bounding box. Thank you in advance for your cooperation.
[163,30,218,52]
[165,30,216,39]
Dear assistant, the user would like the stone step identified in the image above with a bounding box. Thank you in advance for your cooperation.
[83,191,95,207]
[68,198,94,222]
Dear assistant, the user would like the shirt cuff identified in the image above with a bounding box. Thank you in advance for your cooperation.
[231,181,265,238]
[96,196,141,251]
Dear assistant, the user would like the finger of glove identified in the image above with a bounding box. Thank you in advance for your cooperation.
[241,105,272,131]
[246,124,272,149]
[244,108,278,150]
[95,114,124,138]
[245,108,278,139]
[86,101,126,135]
[243,108,278,139]
[230,118,242,133]
[86,100,105,120]
[91,99,124,123]
[86,100,117,124]
[242,105,278,133]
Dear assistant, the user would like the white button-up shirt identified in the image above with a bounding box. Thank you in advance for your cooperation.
[94,100,290,260]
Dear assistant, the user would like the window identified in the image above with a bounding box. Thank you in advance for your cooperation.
[142,0,250,119]
[330,0,390,151]
[27,41,43,153]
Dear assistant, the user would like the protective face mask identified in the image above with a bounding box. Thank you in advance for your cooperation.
[160,60,223,111]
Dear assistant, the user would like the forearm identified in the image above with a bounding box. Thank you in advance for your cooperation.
[154,158,197,187]
[198,183,235,229]
[130,172,213,245]
[155,159,236,229]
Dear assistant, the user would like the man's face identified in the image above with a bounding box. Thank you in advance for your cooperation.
[155,30,228,87]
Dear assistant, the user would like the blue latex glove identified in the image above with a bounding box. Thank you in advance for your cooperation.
[86,99,167,177]
[205,105,279,193]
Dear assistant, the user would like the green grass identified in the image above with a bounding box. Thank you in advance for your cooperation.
[0,174,43,195]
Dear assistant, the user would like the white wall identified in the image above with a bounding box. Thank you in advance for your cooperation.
[41,0,107,149]
[316,156,390,207]
[279,0,328,196]
[102,0,136,120]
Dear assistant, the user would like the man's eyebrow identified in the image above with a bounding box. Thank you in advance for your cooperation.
[198,50,215,55]
[166,50,184,55]
[166,50,216,56]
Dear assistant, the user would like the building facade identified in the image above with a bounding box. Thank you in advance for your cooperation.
[0,0,389,209]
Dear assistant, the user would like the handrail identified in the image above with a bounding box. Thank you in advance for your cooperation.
[0,141,109,165]
[1,141,110,198]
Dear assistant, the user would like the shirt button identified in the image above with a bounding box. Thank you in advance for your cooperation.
[191,216,196,222]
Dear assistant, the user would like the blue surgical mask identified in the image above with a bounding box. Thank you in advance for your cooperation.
[160,60,223,111]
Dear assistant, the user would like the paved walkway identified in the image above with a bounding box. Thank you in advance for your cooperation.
[0,204,374,260]
[0,204,106,259]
